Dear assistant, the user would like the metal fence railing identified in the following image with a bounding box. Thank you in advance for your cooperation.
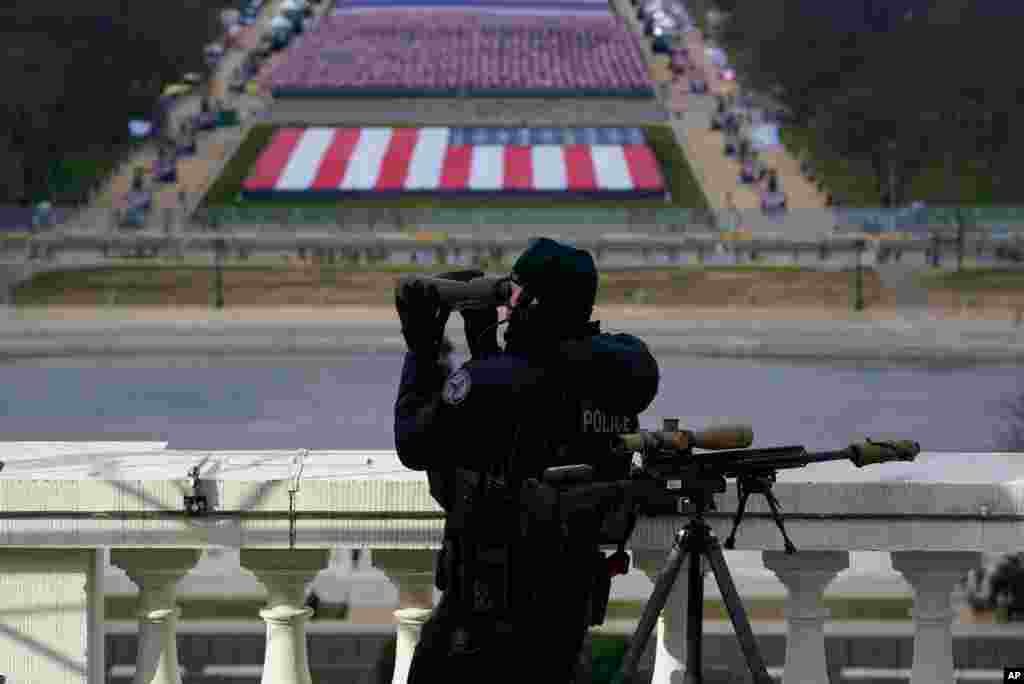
[194,206,711,231]
[833,207,1024,235]
[189,206,1024,238]
[6,204,1024,242]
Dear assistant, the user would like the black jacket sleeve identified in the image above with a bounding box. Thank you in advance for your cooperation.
[394,350,546,474]
[393,351,450,472]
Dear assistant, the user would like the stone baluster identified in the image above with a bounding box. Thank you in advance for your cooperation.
[110,549,202,684]
[239,549,330,684]
[763,550,849,684]
[633,549,708,684]
[892,552,979,684]
[372,549,438,684]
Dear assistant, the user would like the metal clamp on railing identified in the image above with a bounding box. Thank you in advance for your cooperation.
[288,449,307,550]
[184,462,209,516]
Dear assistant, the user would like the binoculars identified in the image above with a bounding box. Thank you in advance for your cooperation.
[396,274,516,311]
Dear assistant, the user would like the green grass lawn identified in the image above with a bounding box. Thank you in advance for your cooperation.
[200,124,710,212]
[0,233,31,245]
[915,267,1024,292]
[604,597,913,622]
[106,596,349,621]
[101,596,913,622]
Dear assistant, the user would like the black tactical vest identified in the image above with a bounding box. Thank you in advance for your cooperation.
[434,330,658,625]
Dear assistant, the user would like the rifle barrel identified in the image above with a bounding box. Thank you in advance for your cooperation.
[803,449,854,464]
[692,446,858,477]
[694,446,806,467]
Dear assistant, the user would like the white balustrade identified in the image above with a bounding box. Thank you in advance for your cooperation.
[0,445,1018,684]
[372,549,438,684]
[763,550,849,684]
[892,551,981,684]
[110,549,202,684]
[239,549,330,684]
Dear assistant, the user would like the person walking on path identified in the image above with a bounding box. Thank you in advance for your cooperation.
[726,191,744,231]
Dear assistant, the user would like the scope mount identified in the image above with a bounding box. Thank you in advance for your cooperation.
[655,472,798,555]
[629,420,801,554]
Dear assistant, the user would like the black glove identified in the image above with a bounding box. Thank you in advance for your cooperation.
[396,278,452,357]
[437,269,501,359]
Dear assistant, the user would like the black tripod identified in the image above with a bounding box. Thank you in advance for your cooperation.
[617,487,781,684]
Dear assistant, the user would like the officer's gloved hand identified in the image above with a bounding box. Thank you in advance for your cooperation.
[436,270,501,359]
[396,278,452,357]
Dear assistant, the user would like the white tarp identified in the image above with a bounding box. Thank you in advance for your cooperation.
[128,120,153,138]
[750,124,781,150]
[705,46,727,68]
[221,8,240,27]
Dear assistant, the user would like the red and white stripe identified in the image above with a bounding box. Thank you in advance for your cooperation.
[243,127,665,192]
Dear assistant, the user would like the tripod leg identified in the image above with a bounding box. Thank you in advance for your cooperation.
[684,539,704,684]
[617,531,687,683]
[704,539,774,684]
[723,486,751,550]
[763,490,798,554]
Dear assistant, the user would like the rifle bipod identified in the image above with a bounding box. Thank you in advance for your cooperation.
[617,504,773,684]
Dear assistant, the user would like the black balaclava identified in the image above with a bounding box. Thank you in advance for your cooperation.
[504,238,599,354]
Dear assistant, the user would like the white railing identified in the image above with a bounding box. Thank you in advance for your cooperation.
[0,444,1020,684]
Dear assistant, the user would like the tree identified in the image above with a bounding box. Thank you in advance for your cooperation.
[706,0,1024,205]
[0,1,223,203]
[966,553,1024,622]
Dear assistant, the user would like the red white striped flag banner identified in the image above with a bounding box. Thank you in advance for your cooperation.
[243,126,666,196]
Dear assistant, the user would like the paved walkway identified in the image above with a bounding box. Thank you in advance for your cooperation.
[2,308,1022,363]
[609,0,747,210]
[609,0,832,237]
[674,25,827,212]
[6,303,1022,325]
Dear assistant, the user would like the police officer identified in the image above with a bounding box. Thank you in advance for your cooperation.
[394,238,659,684]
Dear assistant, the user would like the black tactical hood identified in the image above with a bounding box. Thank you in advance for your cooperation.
[510,237,598,328]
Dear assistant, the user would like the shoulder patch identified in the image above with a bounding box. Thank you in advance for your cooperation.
[442,368,472,406]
